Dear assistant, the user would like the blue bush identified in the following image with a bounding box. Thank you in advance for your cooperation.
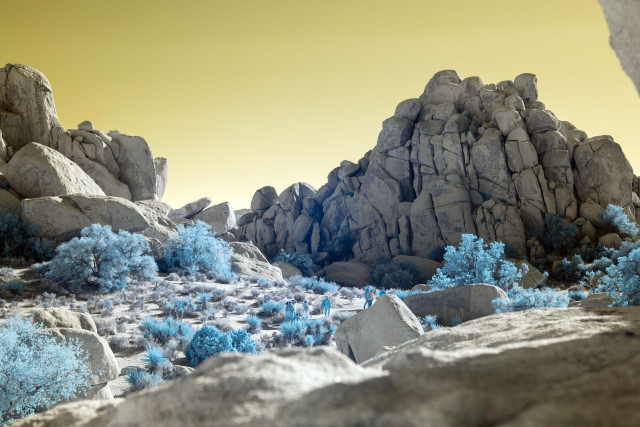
[421,315,441,332]
[532,213,579,253]
[245,315,262,331]
[555,255,585,282]
[370,257,424,290]
[142,345,170,375]
[430,234,526,291]
[0,316,93,424]
[596,246,640,306]
[493,286,570,313]
[162,221,233,280]
[273,250,315,277]
[600,204,639,238]
[141,316,194,346]
[390,289,424,301]
[289,276,339,294]
[568,289,587,301]
[45,224,157,292]
[0,213,53,261]
[125,368,164,392]
[166,297,197,318]
[259,300,284,317]
[186,325,257,366]
[2,280,24,292]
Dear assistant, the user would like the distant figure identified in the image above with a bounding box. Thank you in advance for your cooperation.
[379,287,386,296]
[285,300,295,323]
[322,297,331,317]
[364,287,375,309]
[301,300,310,320]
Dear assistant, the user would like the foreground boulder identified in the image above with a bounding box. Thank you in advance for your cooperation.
[404,283,507,325]
[33,307,97,334]
[4,142,105,198]
[335,294,423,363]
[23,194,149,241]
[19,307,640,426]
[229,241,284,282]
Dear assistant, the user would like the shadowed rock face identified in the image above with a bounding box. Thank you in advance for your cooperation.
[14,307,640,426]
[239,70,637,264]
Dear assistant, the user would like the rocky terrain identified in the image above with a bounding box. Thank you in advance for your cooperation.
[2,2,640,425]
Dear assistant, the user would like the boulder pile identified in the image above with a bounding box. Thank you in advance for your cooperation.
[238,70,638,268]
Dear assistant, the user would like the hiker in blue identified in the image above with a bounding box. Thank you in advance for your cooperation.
[364,287,375,309]
[301,300,310,320]
[379,287,386,296]
[322,297,331,317]
[285,300,295,323]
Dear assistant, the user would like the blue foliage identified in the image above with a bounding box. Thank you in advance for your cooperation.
[278,318,330,346]
[245,315,262,331]
[142,345,170,375]
[430,234,526,291]
[0,213,53,261]
[259,300,284,317]
[186,325,257,366]
[451,315,463,326]
[600,204,639,238]
[370,257,424,290]
[141,316,194,347]
[493,286,570,313]
[532,213,579,253]
[166,297,197,318]
[125,368,164,392]
[0,316,93,424]
[273,250,315,277]
[161,221,234,280]
[388,289,424,301]
[421,314,441,332]
[45,224,157,292]
[596,246,640,306]
[568,289,587,301]
[289,276,340,294]
[555,255,585,282]
[2,280,24,292]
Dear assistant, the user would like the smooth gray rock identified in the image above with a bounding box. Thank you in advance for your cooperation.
[229,241,284,282]
[153,157,168,201]
[169,197,212,220]
[33,307,97,334]
[335,294,423,363]
[22,194,149,241]
[251,186,279,211]
[322,261,371,287]
[404,283,507,326]
[394,98,422,121]
[135,200,177,242]
[376,117,414,153]
[272,261,302,279]
[5,142,105,198]
[192,202,236,235]
[110,133,156,201]
[514,73,538,101]
[391,255,442,281]
[0,188,21,218]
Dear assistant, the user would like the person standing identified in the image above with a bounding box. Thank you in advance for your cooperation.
[301,300,310,320]
[364,287,375,309]
[322,297,331,317]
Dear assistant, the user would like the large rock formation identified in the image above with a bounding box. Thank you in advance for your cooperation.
[16,307,640,426]
[239,70,637,266]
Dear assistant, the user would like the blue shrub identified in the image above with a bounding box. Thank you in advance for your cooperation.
[186,325,257,366]
[387,289,423,300]
[142,345,170,375]
[45,224,157,293]
[0,316,93,424]
[273,250,315,277]
[125,368,164,392]
[532,213,579,253]
[141,316,194,346]
[279,319,306,342]
[600,204,639,237]
[0,213,53,261]
[370,257,424,290]
[430,234,526,291]
[289,276,339,294]
[421,314,441,332]
[493,286,570,313]
[2,280,24,292]
[568,289,587,301]
[167,297,197,318]
[555,255,585,282]
[161,221,233,280]
[245,315,262,331]
[259,300,284,317]
[451,314,462,326]
[596,246,640,306]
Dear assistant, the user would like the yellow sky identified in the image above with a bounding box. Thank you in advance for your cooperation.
[2,0,639,209]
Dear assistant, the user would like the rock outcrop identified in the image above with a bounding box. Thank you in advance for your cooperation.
[334,294,423,363]
[18,307,640,426]
[238,70,637,269]
[229,241,284,282]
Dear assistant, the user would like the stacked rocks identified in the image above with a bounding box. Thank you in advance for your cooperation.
[239,70,636,265]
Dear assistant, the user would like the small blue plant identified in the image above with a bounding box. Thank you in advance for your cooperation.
[125,368,164,392]
[186,325,257,366]
[568,289,587,301]
[596,246,640,306]
[142,345,170,375]
[422,314,441,332]
[289,276,340,294]
[600,204,639,238]
[493,286,570,313]
[2,280,24,292]
[245,315,262,332]
[259,300,284,317]
[273,250,315,277]
[141,316,194,346]
[370,257,424,290]
[451,314,463,326]
[167,297,197,318]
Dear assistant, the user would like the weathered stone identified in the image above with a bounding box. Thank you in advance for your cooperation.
[153,157,168,201]
[394,98,422,121]
[251,186,279,211]
[335,294,422,363]
[109,133,156,201]
[229,241,284,282]
[33,307,97,334]
[508,259,546,289]
[135,200,177,242]
[322,261,371,287]
[526,109,559,134]
[514,73,538,101]
[169,197,212,220]
[0,188,21,218]
[272,261,302,279]
[22,194,149,241]
[404,283,507,326]
[599,232,622,249]
[70,151,131,200]
[492,105,523,136]
[376,117,414,153]
[192,202,236,235]
[5,142,105,198]
[391,255,443,281]
[279,182,316,212]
